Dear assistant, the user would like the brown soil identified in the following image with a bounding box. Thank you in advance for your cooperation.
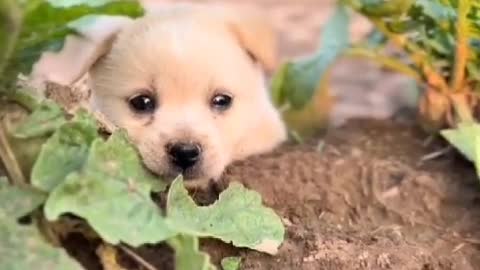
[67,118,480,270]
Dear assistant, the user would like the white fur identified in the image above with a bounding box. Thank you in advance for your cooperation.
[32,3,287,183]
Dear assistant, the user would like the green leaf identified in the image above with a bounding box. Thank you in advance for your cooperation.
[221,257,242,270]
[47,0,127,8]
[0,181,47,219]
[271,4,350,109]
[364,29,388,49]
[360,0,414,17]
[0,0,22,81]
[66,13,130,34]
[414,0,456,23]
[1,0,144,88]
[385,18,420,34]
[167,178,285,255]
[5,89,41,111]
[441,121,480,178]
[13,100,66,139]
[82,131,165,191]
[168,235,216,270]
[0,187,82,270]
[0,219,83,270]
[45,132,173,246]
[31,110,98,191]
[467,62,480,81]
[19,0,143,70]
[270,63,289,106]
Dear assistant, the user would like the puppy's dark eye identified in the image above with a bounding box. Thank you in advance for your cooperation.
[211,93,233,111]
[129,94,156,113]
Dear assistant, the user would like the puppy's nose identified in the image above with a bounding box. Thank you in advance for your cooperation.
[167,143,202,170]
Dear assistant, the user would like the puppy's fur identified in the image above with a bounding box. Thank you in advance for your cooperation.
[31,3,287,182]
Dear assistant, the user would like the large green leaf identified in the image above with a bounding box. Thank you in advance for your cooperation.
[16,0,143,73]
[13,100,66,139]
[271,4,350,109]
[81,132,164,191]
[168,235,216,270]
[0,184,82,270]
[44,132,173,246]
[47,0,125,8]
[0,0,22,79]
[0,217,83,270]
[441,121,480,178]
[167,178,285,255]
[38,113,285,254]
[0,181,47,219]
[1,0,144,88]
[31,110,98,191]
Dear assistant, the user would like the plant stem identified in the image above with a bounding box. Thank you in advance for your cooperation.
[451,0,472,92]
[35,212,62,247]
[450,93,474,123]
[0,0,22,83]
[345,47,421,81]
[371,19,450,93]
[119,245,158,270]
[0,119,27,186]
[4,89,40,111]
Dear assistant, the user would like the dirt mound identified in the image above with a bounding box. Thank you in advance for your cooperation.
[209,119,480,270]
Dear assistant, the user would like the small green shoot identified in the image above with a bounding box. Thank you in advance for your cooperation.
[221,257,242,270]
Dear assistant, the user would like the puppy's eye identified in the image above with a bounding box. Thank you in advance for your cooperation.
[128,94,156,113]
[211,93,233,111]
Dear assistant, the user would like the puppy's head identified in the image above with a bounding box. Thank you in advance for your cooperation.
[33,3,287,181]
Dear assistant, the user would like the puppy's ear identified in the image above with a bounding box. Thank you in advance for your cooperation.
[30,16,133,87]
[223,6,278,72]
[142,2,278,71]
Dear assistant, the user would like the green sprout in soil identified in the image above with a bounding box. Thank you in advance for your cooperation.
[0,1,285,270]
[272,0,480,179]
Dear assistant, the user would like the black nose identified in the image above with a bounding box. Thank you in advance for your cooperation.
[167,143,202,170]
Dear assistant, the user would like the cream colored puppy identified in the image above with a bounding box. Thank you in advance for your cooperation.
[32,3,287,183]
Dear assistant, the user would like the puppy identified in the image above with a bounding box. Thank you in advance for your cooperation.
[31,3,287,183]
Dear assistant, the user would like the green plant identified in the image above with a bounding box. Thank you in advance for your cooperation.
[0,0,143,91]
[0,1,285,269]
[272,0,480,178]
[272,4,349,138]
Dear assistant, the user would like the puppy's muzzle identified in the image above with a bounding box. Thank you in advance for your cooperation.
[167,142,202,171]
